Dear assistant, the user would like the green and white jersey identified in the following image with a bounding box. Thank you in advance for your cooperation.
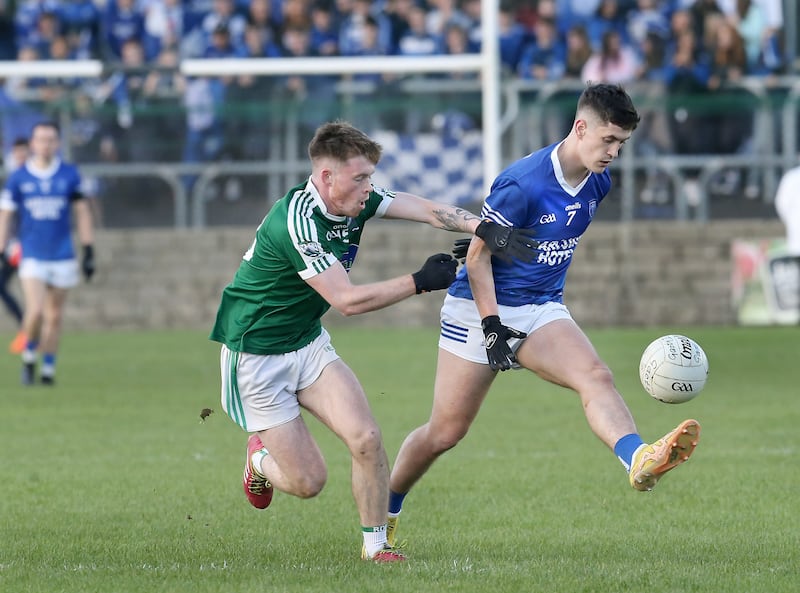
[210,178,394,355]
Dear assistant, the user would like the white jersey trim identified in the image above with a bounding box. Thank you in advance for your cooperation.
[0,188,17,211]
[550,142,590,196]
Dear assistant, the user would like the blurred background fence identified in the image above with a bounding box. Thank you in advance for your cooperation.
[3,74,800,227]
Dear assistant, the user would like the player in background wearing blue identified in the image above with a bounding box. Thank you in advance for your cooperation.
[387,84,701,545]
[1,137,29,354]
[0,122,96,385]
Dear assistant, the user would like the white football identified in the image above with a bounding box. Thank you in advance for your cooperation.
[639,335,709,403]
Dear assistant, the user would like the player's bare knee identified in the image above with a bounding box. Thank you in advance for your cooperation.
[292,468,327,499]
[586,363,615,390]
[348,426,384,459]
[428,423,469,454]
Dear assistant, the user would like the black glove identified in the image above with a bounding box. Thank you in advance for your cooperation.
[481,315,527,371]
[475,220,539,264]
[81,244,95,281]
[452,238,471,260]
[411,253,457,294]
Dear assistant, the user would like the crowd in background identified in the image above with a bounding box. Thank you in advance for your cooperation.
[0,0,792,209]
[0,0,788,77]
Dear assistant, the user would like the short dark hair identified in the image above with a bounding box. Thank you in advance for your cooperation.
[577,83,640,131]
[12,137,28,148]
[308,120,382,165]
[30,120,61,138]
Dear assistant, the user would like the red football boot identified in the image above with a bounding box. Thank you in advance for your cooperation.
[243,434,273,509]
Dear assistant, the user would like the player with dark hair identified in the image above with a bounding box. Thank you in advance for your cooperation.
[0,122,95,385]
[210,120,538,563]
[387,84,701,545]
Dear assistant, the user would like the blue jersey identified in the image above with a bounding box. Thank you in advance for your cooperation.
[449,142,611,306]
[0,159,84,262]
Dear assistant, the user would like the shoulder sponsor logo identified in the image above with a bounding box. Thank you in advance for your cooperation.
[371,185,395,199]
[539,213,557,224]
[298,241,325,258]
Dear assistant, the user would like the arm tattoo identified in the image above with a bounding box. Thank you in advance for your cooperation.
[432,207,480,232]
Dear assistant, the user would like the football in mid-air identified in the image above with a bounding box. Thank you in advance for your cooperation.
[639,335,709,403]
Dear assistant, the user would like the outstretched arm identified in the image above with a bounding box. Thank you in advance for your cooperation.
[385,192,539,263]
[383,192,481,233]
[306,253,457,317]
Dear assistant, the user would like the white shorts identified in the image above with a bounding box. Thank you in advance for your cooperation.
[438,295,573,366]
[18,258,79,288]
[219,328,340,432]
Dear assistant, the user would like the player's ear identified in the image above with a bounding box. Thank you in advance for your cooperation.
[575,119,586,139]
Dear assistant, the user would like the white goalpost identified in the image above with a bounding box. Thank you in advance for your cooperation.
[0,0,501,193]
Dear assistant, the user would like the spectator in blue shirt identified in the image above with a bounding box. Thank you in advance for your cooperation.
[385,0,413,55]
[14,0,61,51]
[103,0,146,60]
[310,1,339,56]
[397,4,438,58]
[517,18,566,81]
[584,0,630,50]
[339,0,392,56]
[143,0,183,61]
[61,0,100,58]
[32,11,63,59]
[627,0,670,48]
[201,0,247,49]
[203,22,247,58]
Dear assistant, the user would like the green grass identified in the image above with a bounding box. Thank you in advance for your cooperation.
[1,326,799,593]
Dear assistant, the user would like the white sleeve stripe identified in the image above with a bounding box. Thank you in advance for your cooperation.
[480,203,513,227]
[287,189,336,277]
[287,190,316,245]
[0,189,18,211]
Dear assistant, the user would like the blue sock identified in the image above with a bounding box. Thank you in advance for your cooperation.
[42,353,56,366]
[614,433,645,471]
[25,339,38,352]
[388,490,407,514]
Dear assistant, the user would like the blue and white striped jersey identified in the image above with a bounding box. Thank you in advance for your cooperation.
[448,141,611,306]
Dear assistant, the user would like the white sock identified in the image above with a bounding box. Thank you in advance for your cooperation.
[250,449,269,478]
[362,525,388,557]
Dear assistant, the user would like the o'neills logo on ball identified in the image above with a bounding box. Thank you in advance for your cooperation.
[678,337,694,360]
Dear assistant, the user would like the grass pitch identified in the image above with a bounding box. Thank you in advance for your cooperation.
[1,326,798,593]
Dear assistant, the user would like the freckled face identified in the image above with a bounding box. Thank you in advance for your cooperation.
[323,155,375,217]
[576,116,632,174]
